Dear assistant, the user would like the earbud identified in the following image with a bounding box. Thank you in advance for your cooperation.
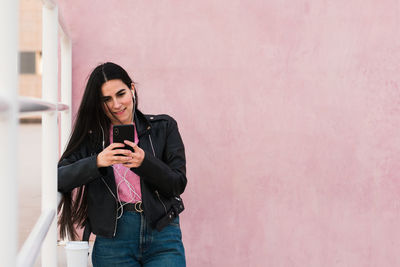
[131,90,136,101]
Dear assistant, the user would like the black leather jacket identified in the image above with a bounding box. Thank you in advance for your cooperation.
[58,110,187,239]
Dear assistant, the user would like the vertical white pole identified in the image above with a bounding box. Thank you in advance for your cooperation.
[41,4,58,267]
[0,1,19,266]
[61,34,72,153]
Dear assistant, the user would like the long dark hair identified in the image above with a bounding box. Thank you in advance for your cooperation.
[58,62,138,240]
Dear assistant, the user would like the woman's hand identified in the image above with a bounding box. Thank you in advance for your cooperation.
[122,140,145,168]
[96,143,132,168]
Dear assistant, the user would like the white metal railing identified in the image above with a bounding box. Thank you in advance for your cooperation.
[19,96,69,114]
[0,2,20,267]
[17,211,55,267]
[0,99,10,113]
[60,21,72,153]
[0,0,72,266]
[41,3,60,265]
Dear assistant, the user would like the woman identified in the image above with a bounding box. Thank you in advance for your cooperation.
[58,62,187,266]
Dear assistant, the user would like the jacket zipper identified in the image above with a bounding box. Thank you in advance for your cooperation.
[101,178,118,237]
[155,190,167,215]
[149,130,167,216]
[148,134,156,156]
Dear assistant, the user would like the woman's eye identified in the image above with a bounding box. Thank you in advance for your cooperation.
[103,98,111,102]
[117,92,125,96]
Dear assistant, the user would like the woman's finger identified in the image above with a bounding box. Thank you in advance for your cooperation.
[111,149,130,156]
[107,143,125,150]
[112,156,132,164]
[123,140,138,151]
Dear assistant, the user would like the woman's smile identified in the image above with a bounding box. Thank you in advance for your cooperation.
[113,108,126,116]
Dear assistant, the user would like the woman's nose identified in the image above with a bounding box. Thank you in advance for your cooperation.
[112,98,121,108]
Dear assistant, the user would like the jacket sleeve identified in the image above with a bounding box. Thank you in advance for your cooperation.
[58,144,106,193]
[133,117,187,197]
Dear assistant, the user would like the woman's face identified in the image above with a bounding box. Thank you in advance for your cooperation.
[101,79,134,125]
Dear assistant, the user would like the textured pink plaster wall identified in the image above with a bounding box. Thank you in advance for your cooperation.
[58,1,400,266]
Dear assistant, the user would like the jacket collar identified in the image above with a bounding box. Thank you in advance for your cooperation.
[134,109,151,137]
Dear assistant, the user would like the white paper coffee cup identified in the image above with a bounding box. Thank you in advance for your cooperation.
[65,241,89,267]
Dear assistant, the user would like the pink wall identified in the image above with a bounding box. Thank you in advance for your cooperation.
[58,1,400,266]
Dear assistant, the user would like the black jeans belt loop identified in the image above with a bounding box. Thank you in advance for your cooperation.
[122,202,143,213]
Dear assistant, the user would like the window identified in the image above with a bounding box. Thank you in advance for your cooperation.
[19,51,41,74]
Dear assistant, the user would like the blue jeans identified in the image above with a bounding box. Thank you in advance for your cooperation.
[92,211,186,267]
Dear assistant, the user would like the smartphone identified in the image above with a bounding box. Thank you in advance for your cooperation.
[112,124,135,155]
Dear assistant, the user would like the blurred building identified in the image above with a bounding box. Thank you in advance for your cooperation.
[19,0,42,122]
